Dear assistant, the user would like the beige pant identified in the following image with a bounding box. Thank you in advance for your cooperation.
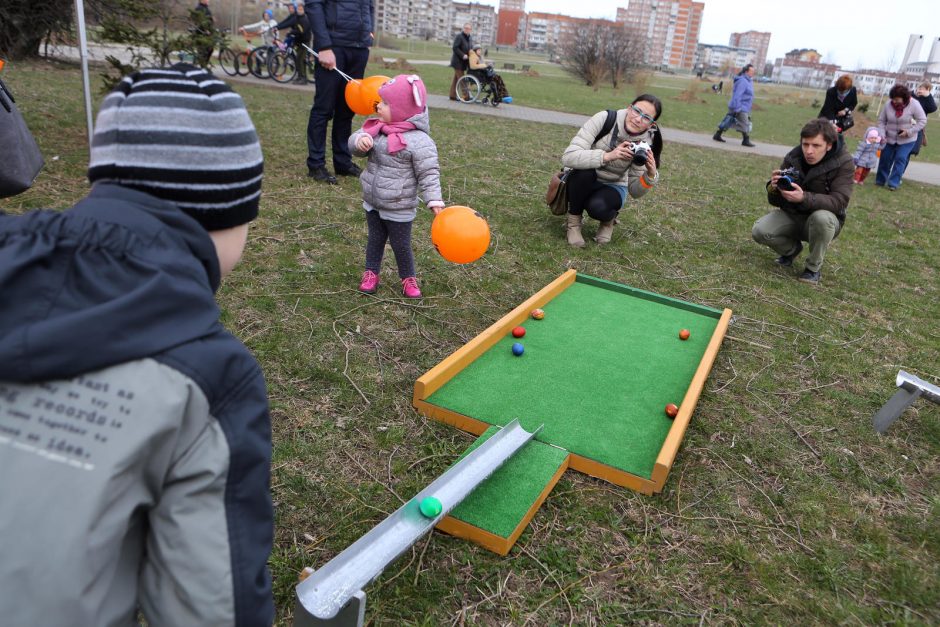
[752,209,841,272]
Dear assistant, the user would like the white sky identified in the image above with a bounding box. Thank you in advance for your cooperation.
[475,0,937,70]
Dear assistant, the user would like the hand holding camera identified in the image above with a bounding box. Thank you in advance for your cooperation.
[772,167,804,201]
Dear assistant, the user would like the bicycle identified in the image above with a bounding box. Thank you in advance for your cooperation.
[269,42,315,84]
[218,36,255,77]
[246,33,288,80]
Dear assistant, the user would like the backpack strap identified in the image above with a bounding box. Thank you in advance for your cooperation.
[594,109,617,145]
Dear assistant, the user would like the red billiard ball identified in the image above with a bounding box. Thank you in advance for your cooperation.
[665,403,679,418]
[512,326,526,338]
[679,329,690,340]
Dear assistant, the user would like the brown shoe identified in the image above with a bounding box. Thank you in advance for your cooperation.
[566,213,585,248]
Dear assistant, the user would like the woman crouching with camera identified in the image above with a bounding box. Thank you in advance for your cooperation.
[560,94,662,247]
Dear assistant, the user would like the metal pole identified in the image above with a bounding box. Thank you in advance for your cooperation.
[74,0,95,154]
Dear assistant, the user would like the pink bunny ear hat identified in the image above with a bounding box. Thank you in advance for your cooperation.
[378,74,428,122]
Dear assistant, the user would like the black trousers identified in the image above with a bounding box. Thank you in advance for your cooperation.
[565,168,622,223]
[306,46,370,172]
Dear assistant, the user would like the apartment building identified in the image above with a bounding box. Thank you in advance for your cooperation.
[496,0,525,46]
[728,30,770,72]
[695,43,756,74]
[374,0,495,46]
[616,0,704,70]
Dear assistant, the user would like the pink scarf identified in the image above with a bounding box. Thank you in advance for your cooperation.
[891,100,907,118]
[362,118,417,154]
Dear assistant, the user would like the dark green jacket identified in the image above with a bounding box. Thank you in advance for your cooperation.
[766,134,854,225]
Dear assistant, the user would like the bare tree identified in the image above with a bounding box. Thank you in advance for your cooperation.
[562,23,608,87]
[601,25,642,89]
[562,22,642,89]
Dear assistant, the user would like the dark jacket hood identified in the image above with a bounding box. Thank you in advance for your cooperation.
[0,184,223,382]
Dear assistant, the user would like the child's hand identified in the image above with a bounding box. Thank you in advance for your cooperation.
[428,201,445,215]
[356,134,374,152]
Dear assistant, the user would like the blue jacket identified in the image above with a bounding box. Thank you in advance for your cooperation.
[728,73,754,113]
[305,0,374,51]
[0,185,273,626]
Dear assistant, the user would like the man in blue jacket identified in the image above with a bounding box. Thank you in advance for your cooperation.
[712,63,756,147]
[305,0,374,184]
[0,64,274,626]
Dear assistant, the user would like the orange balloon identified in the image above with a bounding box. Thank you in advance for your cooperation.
[345,80,368,115]
[431,206,491,264]
[356,75,390,115]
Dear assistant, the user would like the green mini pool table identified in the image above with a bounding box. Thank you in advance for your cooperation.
[414,270,732,495]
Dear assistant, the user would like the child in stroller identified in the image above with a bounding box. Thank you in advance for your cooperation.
[458,45,511,106]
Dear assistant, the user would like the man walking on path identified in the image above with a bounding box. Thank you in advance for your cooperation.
[305,0,373,184]
[449,23,472,101]
[713,64,756,147]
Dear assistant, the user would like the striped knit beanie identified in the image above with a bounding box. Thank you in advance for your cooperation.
[88,64,263,231]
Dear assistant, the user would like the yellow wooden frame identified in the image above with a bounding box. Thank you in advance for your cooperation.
[413,270,731,495]
[435,454,570,555]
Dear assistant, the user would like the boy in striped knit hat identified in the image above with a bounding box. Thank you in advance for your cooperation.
[0,65,273,625]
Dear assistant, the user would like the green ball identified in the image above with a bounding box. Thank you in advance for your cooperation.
[419,496,443,518]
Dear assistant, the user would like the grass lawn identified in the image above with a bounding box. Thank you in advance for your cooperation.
[3,59,939,625]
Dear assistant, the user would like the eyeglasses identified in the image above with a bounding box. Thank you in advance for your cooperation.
[630,105,655,124]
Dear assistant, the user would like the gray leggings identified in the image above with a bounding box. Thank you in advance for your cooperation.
[365,210,416,278]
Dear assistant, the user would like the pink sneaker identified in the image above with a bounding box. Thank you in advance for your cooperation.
[401,276,422,298]
[359,270,379,294]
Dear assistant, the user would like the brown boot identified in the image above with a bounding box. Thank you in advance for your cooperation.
[594,219,615,244]
[566,213,585,248]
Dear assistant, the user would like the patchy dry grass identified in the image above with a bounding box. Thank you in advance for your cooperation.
[3,59,939,625]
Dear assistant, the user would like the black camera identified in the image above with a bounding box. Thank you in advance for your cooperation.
[777,167,802,191]
[630,141,651,166]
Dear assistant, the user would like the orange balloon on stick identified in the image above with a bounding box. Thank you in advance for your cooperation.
[430,206,491,264]
[356,75,391,115]
[345,80,369,115]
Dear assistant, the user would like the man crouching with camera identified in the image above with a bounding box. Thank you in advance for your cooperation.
[751,118,855,285]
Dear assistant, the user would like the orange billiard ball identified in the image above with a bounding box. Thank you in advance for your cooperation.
[512,326,526,338]
[679,329,690,340]
[531,308,545,320]
[665,403,679,419]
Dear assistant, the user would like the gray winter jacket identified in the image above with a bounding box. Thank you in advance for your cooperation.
[349,109,443,217]
[561,109,659,199]
[0,185,273,627]
[877,98,927,145]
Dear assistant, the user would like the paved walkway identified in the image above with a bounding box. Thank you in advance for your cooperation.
[50,43,940,186]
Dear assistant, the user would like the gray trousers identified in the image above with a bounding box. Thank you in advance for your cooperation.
[752,209,841,272]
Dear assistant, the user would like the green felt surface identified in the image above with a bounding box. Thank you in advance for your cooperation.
[426,276,721,479]
[449,427,569,538]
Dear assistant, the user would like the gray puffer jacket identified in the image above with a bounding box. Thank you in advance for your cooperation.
[349,109,443,215]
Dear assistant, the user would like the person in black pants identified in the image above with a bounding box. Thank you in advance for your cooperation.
[276,3,311,84]
[304,0,373,184]
[191,0,215,67]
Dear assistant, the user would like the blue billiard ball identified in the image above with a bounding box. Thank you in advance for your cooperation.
[512,342,524,356]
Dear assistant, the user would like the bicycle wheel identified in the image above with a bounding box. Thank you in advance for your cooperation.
[236,50,250,76]
[456,75,480,103]
[218,48,238,76]
[247,47,270,79]
[268,50,297,83]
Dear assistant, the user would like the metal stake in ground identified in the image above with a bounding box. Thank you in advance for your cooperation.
[873,370,940,433]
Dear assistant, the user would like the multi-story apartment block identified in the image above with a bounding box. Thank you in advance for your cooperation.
[374,0,495,46]
[617,0,704,70]
[728,30,770,73]
[496,0,525,47]
[695,43,756,74]
[521,12,617,52]
[452,2,496,46]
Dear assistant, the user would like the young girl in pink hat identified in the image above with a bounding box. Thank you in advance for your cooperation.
[349,74,445,298]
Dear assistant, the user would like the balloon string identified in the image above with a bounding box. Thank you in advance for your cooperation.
[301,43,359,84]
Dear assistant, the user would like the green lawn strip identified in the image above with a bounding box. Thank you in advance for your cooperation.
[427,280,719,478]
[446,426,568,539]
